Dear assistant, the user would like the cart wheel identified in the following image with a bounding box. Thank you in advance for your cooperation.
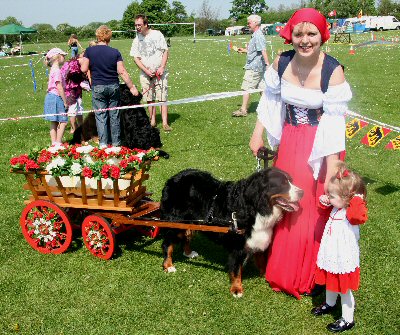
[81,215,115,260]
[20,200,73,254]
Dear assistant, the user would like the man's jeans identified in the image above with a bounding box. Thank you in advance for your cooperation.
[92,83,120,147]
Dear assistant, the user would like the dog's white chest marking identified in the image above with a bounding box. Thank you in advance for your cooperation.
[245,208,282,251]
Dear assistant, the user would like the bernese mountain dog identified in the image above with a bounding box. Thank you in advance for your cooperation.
[160,167,303,297]
[70,84,169,158]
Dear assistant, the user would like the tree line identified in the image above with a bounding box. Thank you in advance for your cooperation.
[1,0,399,45]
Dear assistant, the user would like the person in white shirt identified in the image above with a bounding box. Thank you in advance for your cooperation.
[130,15,171,131]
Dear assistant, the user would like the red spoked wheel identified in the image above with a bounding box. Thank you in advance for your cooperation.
[20,200,73,254]
[81,215,115,260]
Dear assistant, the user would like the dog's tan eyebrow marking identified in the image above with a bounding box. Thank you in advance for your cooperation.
[271,193,290,200]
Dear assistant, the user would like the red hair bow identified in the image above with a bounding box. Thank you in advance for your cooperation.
[336,169,349,179]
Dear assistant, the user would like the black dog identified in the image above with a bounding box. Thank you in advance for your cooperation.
[70,84,169,158]
[160,167,303,297]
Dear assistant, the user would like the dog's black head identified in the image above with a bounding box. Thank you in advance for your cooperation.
[119,83,143,106]
[244,167,303,216]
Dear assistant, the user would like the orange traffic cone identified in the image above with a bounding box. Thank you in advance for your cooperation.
[349,45,355,55]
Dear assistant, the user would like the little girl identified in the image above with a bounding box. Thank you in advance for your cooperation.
[61,52,89,133]
[43,48,68,146]
[312,162,368,332]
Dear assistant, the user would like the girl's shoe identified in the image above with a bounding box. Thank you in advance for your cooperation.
[311,302,336,316]
[327,318,355,332]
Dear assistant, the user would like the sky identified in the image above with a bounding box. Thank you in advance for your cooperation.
[0,0,299,28]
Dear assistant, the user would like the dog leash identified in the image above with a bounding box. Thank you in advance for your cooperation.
[256,147,277,171]
[141,72,161,97]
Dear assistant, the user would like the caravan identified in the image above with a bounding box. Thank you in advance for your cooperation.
[368,16,400,31]
[343,16,400,32]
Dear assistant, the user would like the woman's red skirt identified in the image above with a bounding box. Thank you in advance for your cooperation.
[315,267,360,294]
[266,123,328,299]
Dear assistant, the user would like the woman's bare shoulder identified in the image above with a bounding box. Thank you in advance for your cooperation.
[329,63,345,85]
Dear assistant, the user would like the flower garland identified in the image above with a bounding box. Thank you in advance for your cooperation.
[10,143,158,180]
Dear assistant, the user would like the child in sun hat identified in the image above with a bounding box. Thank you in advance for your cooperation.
[312,161,368,332]
[43,47,68,146]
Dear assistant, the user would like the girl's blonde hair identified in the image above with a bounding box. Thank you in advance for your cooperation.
[96,25,112,43]
[44,54,62,67]
[328,161,367,206]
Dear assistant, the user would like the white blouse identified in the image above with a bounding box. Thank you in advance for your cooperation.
[257,65,352,179]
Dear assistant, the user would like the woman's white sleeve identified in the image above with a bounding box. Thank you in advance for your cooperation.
[308,81,353,179]
[256,66,285,148]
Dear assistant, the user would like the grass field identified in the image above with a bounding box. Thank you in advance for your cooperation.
[0,31,399,334]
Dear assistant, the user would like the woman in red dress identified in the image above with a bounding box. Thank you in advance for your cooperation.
[249,8,352,299]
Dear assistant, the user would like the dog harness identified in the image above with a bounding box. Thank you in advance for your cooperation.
[205,195,241,234]
[277,50,342,127]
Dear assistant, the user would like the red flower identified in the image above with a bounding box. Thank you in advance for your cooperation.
[37,151,52,164]
[119,159,128,169]
[101,165,112,178]
[25,160,40,171]
[82,166,93,178]
[110,166,121,179]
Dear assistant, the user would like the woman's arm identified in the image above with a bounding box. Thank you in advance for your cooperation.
[324,153,340,192]
[249,120,265,157]
[117,61,139,96]
[80,57,89,73]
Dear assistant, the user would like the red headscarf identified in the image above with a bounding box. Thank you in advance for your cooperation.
[279,8,330,44]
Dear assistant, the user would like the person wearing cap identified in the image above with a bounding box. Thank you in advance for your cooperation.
[43,47,69,146]
[249,8,352,305]
[80,25,139,148]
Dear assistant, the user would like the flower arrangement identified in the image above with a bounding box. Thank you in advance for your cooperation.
[10,143,158,181]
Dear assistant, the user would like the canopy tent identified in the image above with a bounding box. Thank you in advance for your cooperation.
[0,24,37,55]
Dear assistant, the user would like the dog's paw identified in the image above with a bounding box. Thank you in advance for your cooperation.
[232,292,243,298]
[183,251,199,259]
[166,266,177,273]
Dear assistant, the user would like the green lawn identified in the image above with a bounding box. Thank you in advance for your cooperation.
[0,32,399,334]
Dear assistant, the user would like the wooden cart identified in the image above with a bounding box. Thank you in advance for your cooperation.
[14,164,232,260]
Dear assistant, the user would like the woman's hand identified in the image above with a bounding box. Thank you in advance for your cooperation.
[130,86,139,96]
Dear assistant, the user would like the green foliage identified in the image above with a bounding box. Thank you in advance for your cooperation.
[121,0,142,36]
[0,16,22,26]
[377,0,400,16]
[230,0,269,20]
[55,23,76,37]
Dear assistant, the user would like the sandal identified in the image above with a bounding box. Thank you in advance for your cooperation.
[232,108,248,117]
[163,124,172,132]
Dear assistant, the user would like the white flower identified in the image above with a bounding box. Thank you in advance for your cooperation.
[106,157,121,165]
[76,145,94,154]
[47,144,64,154]
[83,155,95,164]
[136,153,145,159]
[105,146,121,154]
[70,162,83,175]
[45,157,66,173]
